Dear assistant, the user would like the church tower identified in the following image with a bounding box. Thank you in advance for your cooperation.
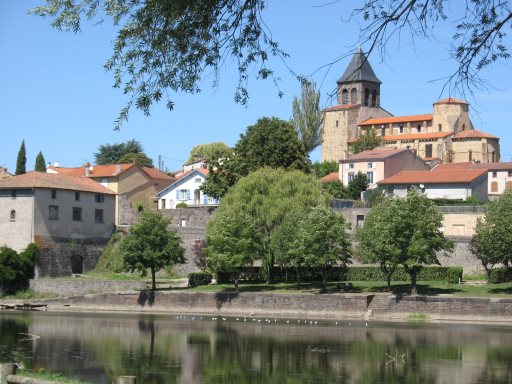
[322,49,391,162]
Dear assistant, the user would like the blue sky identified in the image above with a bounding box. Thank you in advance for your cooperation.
[1,1,511,173]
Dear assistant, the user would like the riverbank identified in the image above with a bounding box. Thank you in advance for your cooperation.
[2,290,512,325]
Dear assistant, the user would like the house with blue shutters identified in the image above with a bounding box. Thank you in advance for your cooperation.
[155,168,219,209]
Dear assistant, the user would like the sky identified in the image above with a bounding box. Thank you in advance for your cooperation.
[1,1,511,173]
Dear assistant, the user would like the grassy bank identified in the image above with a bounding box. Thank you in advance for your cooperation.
[16,368,91,384]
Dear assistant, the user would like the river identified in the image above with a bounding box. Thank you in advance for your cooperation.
[1,311,512,383]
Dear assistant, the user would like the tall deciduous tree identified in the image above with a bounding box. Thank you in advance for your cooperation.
[347,172,369,200]
[291,206,352,292]
[35,151,47,172]
[15,140,27,175]
[201,117,310,199]
[471,190,512,281]
[350,129,382,154]
[292,80,323,154]
[32,1,510,126]
[94,140,144,165]
[118,152,154,168]
[206,168,328,283]
[187,142,232,163]
[121,211,185,290]
[357,188,453,294]
[311,161,339,178]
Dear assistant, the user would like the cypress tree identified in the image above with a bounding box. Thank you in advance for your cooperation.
[35,151,47,172]
[15,140,27,175]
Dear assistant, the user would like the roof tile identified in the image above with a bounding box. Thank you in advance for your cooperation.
[359,114,432,126]
[378,169,487,185]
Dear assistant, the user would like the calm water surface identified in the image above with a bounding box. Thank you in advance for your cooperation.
[0,311,512,383]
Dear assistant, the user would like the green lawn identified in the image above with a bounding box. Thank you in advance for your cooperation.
[183,280,512,297]
[16,369,92,384]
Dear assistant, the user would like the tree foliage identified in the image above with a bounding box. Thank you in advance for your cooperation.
[32,0,285,130]
[471,190,512,281]
[187,142,232,164]
[350,129,381,154]
[356,189,452,293]
[35,151,47,172]
[324,180,349,199]
[311,161,338,178]
[118,152,154,168]
[15,140,27,175]
[206,168,328,284]
[292,80,323,153]
[121,211,185,290]
[201,117,310,199]
[94,139,144,165]
[0,244,36,295]
[289,206,352,292]
[347,172,369,200]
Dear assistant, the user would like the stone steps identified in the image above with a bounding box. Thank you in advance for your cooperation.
[367,295,390,312]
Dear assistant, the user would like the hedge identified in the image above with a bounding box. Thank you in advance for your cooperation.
[488,268,512,284]
[188,272,213,287]
[216,266,463,284]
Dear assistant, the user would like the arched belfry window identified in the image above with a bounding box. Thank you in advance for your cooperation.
[350,88,357,104]
[371,90,377,107]
[341,89,348,104]
[10,210,16,221]
[364,89,370,106]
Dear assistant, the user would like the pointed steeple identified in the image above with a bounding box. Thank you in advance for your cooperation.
[337,48,381,84]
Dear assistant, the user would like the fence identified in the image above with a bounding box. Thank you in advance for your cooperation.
[0,364,136,384]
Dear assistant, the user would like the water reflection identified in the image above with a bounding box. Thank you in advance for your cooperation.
[0,312,512,383]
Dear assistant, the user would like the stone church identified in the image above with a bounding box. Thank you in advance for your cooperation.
[322,49,500,165]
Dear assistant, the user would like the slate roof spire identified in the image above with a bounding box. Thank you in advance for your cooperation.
[337,48,381,84]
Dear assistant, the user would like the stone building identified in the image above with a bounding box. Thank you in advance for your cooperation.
[322,50,501,165]
[0,167,12,180]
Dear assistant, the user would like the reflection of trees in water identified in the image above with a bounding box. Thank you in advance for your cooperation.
[0,315,31,365]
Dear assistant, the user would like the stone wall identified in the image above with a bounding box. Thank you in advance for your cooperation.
[30,278,147,297]
[35,238,108,278]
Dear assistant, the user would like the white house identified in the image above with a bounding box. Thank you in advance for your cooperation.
[156,168,219,209]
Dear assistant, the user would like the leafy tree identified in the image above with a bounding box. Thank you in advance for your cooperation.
[34,151,47,172]
[206,168,327,283]
[121,211,185,290]
[291,80,323,153]
[0,244,36,295]
[94,139,144,165]
[187,142,232,163]
[356,188,453,294]
[311,160,338,178]
[118,152,154,168]
[202,117,310,199]
[351,129,381,154]
[347,172,369,200]
[471,190,512,281]
[291,206,352,292]
[324,181,349,199]
[206,211,260,292]
[15,140,27,175]
[192,239,207,272]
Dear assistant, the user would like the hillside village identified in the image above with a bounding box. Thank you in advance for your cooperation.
[0,51,511,288]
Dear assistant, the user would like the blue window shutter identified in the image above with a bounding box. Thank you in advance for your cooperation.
[176,190,179,200]
[186,189,191,200]
[203,194,208,205]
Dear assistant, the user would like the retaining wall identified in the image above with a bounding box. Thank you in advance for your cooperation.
[30,279,147,297]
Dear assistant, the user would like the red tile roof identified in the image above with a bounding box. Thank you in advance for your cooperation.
[433,97,468,105]
[452,129,499,140]
[142,167,174,180]
[433,162,474,171]
[378,169,487,185]
[341,148,408,163]
[383,132,452,141]
[48,164,135,178]
[0,172,116,194]
[359,114,432,126]
[324,104,360,112]
[175,168,209,180]
[320,172,339,183]
[435,162,512,171]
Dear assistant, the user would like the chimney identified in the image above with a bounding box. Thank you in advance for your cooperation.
[85,166,90,177]
[115,164,121,174]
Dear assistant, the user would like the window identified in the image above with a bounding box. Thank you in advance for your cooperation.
[95,209,104,223]
[10,210,16,222]
[194,177,202,183]
[364,88,369,106]
[180,218,187,227]
[95,194,104,203]
[371,90,377,107]
[51,190,57,199]
[348,163,354,169]
[367,162,374,169]
[176,189,190,201]
[161,199,166,209]
[348,172,354,183]
[508,171,512,177]
[350,88,357,104]
[49,205,59,220]
[492,172,498,178]
[100,177,109,187]
[356,215,365,228]
[381,126,385,137]
[417,124,421,132]
[341,89,348,104]
[11,190,16,199]
[75,192,80,201]
[72,207,82,221]
[462,124,466,131]
[399,125,404,134]
[438,124,442,132]
[468,150,473,161]
[491,181,498,192]
[335,120,339,128]
[425,144,433,158]
[366,172,374,184]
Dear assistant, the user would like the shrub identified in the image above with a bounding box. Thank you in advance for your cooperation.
[0,244,37,295]
[188,272,213,287]
[488,267,512,284]
[176,202,188,208]
[94,232,125,273]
